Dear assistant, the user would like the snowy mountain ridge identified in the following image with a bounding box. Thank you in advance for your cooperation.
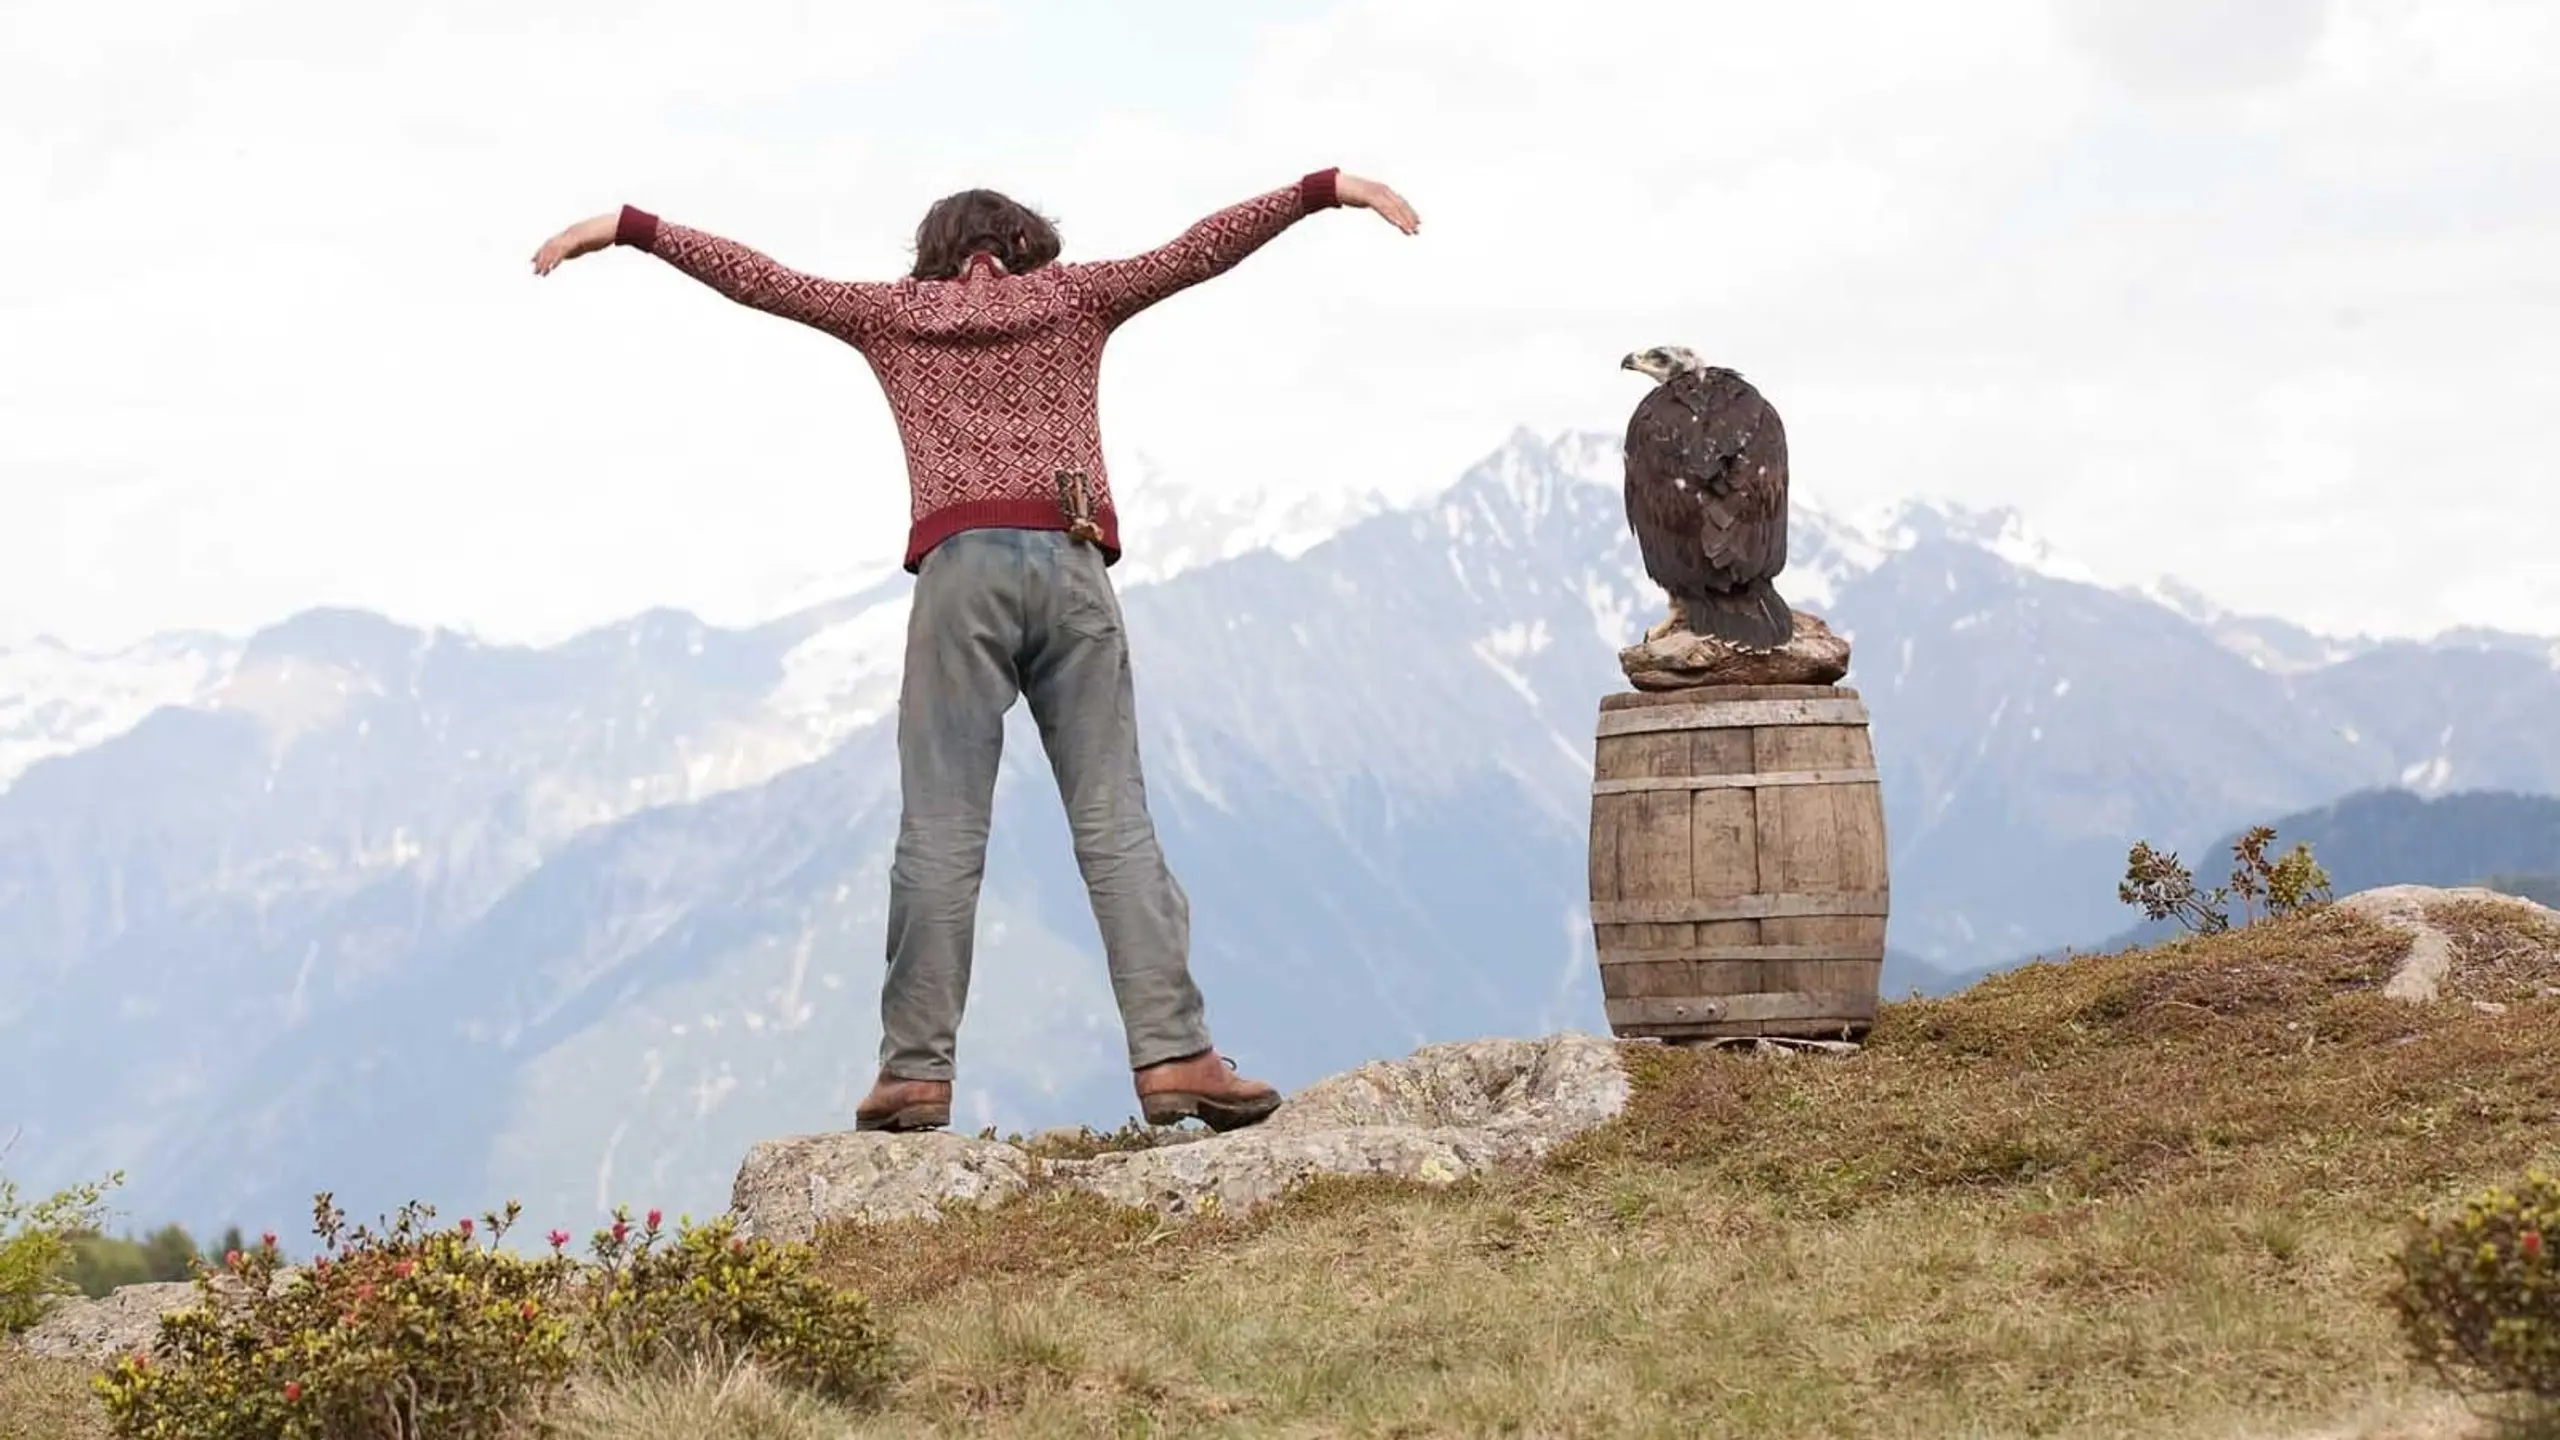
[0,427,2239,797]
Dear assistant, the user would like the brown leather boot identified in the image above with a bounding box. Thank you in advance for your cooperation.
[1134,1050,1281,1132]
[854,1072,952,1132]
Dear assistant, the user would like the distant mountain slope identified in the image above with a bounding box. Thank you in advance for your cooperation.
[6,429,2559,1241]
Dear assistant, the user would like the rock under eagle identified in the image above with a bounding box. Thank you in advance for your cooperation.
[1620,345,1793,651]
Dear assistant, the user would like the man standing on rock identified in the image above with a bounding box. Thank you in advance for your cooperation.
[532,167,1421,1134]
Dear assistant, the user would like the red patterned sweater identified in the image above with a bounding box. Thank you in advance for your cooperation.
[614,169,1342,571]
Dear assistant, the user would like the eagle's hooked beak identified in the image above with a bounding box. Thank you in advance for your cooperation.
[1620,352,1642,371]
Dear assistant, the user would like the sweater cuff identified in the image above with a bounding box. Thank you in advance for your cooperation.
[1300,168,1341,212]
[614,204,660,250]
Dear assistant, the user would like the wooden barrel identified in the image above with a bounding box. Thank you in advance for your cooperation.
[1587,684,1889,1042]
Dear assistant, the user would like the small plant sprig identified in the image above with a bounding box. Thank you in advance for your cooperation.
[2120,824,2333,934]
[973,1116,1189,1159]
[2227,824,2337,926]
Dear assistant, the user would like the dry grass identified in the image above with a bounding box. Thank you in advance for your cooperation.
[9,902,2559,1438]
[2420,900,2560,1008]
[0,1346,112,1440]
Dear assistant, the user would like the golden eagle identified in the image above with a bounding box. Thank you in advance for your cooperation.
[1620,345,1793,649]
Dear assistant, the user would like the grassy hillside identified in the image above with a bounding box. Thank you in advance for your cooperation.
[9,897,2559,1438]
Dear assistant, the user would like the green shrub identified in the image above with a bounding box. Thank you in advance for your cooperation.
[2391,1169,2560,1402]
[582,1205,897,1407]
[0,1165,117,1335]
[87,1194,899,1438]
[93,1194,580,1440]
[2120,824,2334,934]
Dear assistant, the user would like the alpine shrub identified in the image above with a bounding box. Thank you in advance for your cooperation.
[2392,1169,2560,1402]
[581,1205,897,1407]
[93,1195,579,1440]
[87,1194,899,1439]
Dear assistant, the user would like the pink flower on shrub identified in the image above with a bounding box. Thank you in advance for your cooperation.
[458,1218,474,1240]
[548,1229,570,1250]
[355,1283,374,1302]
[284,1382,302,1403]
[611,1219,629,1244]
[521,1299,539,1321]
[393,1260,416,1279]
[647,1209,662,1231]
[2526,1231,2545,1260]
[225,1249,243,1270]
[261,1231,277,1250]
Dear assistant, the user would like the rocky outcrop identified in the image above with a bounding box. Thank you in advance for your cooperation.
[2336,884,2560,1003]
[10,1266,306,1368]
[729,1033,1631,1246]
[1618,608,1852,690]
[15,1038,1630,1364]
[12,1280,201,1366]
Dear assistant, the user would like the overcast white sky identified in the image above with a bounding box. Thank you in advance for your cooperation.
[5,0,2555,649]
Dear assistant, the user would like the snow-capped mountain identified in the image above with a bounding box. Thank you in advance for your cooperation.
[6,428,2557,1246]
[0,633,242,793]
[1102,454,1395,587]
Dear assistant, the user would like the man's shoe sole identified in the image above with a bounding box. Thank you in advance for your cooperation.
[855,1104,951,1133]
[1140,1091,1282,1132]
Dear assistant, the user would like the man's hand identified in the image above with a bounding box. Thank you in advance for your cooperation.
[532,214,620,276]
[1337,174,1419,235]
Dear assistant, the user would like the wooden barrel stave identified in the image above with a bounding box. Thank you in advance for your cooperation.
[1588,684,1889,1042]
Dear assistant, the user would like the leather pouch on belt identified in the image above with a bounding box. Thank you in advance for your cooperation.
[1054,468,1104,544]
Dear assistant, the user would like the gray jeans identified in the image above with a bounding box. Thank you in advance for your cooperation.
[879,526,1212,1081]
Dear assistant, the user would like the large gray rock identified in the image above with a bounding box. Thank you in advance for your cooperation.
[728,1129,1037,1238]
[11,1280,201,1366]
[729,1033,1631,1245]
[2334,884,2560,1003]
[10,1265,309,1368]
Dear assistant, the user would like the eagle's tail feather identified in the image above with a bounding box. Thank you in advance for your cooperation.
[1678,578,1794,650]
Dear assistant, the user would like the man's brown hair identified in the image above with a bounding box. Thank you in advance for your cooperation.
[909,189,1062,280]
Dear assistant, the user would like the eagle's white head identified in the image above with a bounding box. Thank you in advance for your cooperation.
[1620,345,1705,383]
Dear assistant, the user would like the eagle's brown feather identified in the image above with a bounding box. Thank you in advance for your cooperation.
[1623,364,1792,648]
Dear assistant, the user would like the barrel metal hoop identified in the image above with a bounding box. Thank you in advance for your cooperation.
[1587,891,1889,926]
[1596,942,1887,964]
[1591,767,1879,795]
[1595,699,1869,736]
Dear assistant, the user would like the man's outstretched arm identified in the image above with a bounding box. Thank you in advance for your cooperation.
[1064,169,1420,324]
[531,207,892,348]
